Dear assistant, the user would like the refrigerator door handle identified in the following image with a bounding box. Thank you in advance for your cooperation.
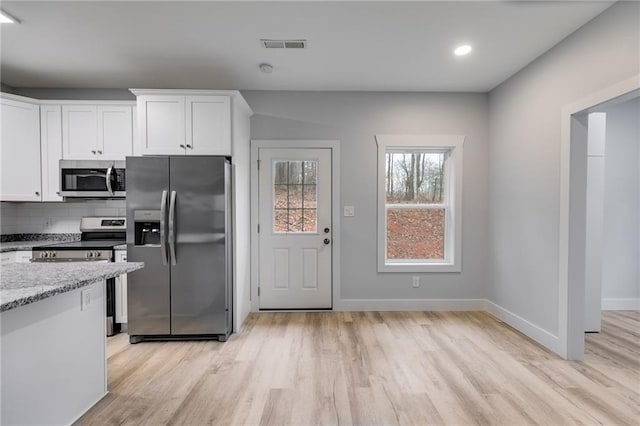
[168,190,177,265]
[160,190,168,266]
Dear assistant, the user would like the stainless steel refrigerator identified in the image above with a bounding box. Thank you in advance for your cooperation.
[126,156,232,343]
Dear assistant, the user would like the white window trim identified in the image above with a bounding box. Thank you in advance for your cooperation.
[376,134,464,273]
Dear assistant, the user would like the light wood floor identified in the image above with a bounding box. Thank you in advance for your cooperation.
[76,311,639,425]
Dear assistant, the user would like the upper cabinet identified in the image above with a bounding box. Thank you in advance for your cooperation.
[133,90,233,156]
[62,104,134,160]
[40,105,63,202]
[1,95,42,202]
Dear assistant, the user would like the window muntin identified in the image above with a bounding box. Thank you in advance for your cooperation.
[376,134,463,273]
[273,160,317,233]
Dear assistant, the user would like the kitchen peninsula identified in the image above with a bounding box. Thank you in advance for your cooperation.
[0,262,144,425]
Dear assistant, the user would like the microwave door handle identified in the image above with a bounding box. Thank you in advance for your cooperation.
[106,166,114,196]
[168,190,177,266]
[160,190,168,266]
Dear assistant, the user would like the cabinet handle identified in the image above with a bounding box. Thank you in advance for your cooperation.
[91,150,97,154]
[97,150,103,155]
[186,144,193,149]
[35,191,40,196]
[179,144,185,148]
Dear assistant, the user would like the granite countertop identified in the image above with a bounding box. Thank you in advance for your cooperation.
[0,234,81,253]
[0,262,143,312]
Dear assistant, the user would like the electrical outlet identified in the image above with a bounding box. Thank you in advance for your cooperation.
[343,205,355,217]
[412,276,420,288]
[81,289,91,311]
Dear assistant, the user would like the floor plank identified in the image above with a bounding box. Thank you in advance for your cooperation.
[76,311,640,425]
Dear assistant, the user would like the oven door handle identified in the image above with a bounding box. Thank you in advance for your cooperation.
[160,190,168,266]
[168,190,177,266]
[106,166,114,196]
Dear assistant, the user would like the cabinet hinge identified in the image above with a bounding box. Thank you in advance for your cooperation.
[257,223,260,233]
[257,159,261,170]
[258,287,260,296]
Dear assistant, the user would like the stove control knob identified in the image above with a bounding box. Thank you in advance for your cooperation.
[40,252,47,258]
[95,252,101,258]
[86,252,92,258]
[51,252,56,258]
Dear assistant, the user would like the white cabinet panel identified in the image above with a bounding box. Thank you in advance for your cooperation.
[15,251,32,263]
[138,96,185,155]
[63,104,133,161]
[115,250,128,323]
[98,106,133,160]
[0,252,15,265]
[1,98,42,201]
[40,105,63,201]
[186,96,231,155]
[62,105,98,160]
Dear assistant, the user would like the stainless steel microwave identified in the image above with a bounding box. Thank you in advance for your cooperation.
[59,160,126,198]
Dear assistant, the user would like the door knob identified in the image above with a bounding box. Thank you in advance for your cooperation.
[323,238,331,245]
[324,227,330,234]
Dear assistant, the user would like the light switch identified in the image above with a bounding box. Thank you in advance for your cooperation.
[343,205,355,217]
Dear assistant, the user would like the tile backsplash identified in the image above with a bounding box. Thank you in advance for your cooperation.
[0,200,126,235]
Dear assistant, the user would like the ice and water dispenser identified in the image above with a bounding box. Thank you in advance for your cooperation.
[134,210,162,246]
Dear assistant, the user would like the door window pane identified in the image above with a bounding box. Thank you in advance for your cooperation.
[273,160,318,233]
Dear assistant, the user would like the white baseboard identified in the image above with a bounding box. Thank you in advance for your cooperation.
[601,298,640,310]
[335,298,485,311]
[484,300,561,355]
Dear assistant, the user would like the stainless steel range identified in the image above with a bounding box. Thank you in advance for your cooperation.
[32,217,126,336]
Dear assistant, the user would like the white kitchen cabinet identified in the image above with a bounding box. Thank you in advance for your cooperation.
[133,90,232,156]
[15,251,32,263]
[40,105,63,201]
[0,251,31,264]
[0,95,42,201]
[136,95,186,155]
[62,104,133,160]
[115,250,128,323]
[0,252,14,265]
[97,106,133,160]
[185,96,231,155]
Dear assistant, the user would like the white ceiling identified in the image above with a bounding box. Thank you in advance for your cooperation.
[0,1,614,92]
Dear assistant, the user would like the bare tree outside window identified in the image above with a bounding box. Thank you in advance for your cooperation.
[385,151,446,260]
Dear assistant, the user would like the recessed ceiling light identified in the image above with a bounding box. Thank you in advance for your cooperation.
[454,45,472,56]
[259,63,274,74]
[0,10,19,24]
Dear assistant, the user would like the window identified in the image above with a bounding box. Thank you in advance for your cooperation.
[376,135,464,272]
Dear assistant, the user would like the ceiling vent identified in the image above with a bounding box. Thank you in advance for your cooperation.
[261,39,306,49]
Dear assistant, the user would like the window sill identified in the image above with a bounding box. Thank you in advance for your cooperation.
[378,262,461,273]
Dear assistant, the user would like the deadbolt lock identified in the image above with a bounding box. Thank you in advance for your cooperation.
[324,227,330,233]
[323,238,331,245]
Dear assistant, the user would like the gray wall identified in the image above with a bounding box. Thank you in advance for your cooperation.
[488,2,639,334]
[602,98,639,301]
[243,91,489,300]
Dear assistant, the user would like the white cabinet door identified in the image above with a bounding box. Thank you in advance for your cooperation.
[1,98,42,201]
[40,105,63,201]
[185,96,231,155]
[15,251,32,263]
[62,105,98,159]
[115,250,128,323]
[138,96,186,155]
[0,252,15,265]
[97,106,133,160]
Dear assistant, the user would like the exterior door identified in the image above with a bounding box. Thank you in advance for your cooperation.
[258,148,332,309]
